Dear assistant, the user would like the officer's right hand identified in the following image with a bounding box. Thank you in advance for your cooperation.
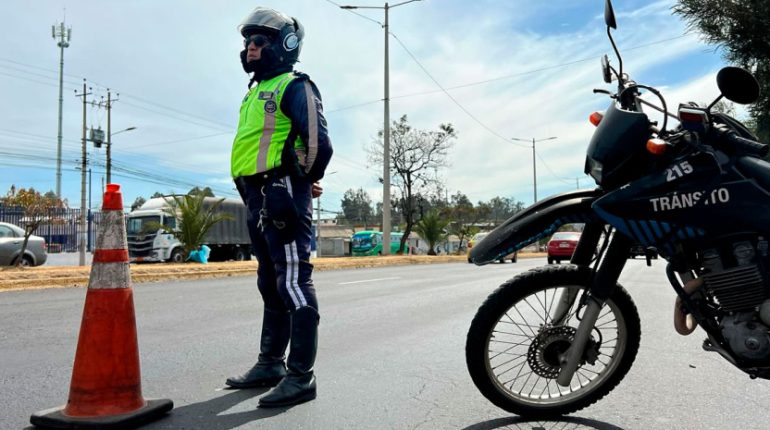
[312,182,323,198]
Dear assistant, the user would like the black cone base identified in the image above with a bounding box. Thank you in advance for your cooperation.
[30,398,173,429]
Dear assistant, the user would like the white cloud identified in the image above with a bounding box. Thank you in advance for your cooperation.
[0,0,726,212]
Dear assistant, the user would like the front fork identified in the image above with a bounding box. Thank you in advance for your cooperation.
[550,222,605,325]
[555,225,632,386]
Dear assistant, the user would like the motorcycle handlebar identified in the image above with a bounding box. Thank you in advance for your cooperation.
[715,125,769,158]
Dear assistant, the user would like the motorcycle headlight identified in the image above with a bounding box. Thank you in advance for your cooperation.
[587,158,603,184]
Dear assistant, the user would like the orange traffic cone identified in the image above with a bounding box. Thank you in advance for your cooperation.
[31,184,173,429]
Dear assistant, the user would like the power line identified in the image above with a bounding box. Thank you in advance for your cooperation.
[323,0,383,26]
[326,99,383,114]
[119,100,232,133]
[124,132,231,151]
[0,57,233,132]
[119,93,234,131]
[0,64,77,87]
[535,151,573,186]
[0,127,234,184]
[388,32,530,149]
[0,58,81,86]
[309,33,694,115]
[0,71,71,90]
[391,34,691,100]
[0,142,237,198]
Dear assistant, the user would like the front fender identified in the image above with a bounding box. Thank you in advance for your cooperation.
[470,189,603,265]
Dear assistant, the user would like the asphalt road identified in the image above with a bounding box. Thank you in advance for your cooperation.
[3,258,770,430]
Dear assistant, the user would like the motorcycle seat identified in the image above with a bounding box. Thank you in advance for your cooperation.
[736,156,770,190]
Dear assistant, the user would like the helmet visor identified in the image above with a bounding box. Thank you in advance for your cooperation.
[239,7,293,35]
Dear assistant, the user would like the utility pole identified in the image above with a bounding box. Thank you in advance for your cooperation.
[75,80,91,266]
[339,0,422,255]
[511,136,557,203]
[93,90,135,184]
[52,21,71,198]
[101,90,121,184]
[106,91,114,184]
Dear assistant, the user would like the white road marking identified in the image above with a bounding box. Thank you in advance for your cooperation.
[338,277,401,285]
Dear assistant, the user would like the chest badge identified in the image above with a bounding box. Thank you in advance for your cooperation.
[264,100,278,113]
[258,91,275,100]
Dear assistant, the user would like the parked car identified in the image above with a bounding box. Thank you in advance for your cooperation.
[0,222,48,267]
[467,232,517,263]
[546,231,581,264]
[629,244,658,260]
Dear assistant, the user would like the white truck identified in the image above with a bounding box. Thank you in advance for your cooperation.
[126,197,252,263]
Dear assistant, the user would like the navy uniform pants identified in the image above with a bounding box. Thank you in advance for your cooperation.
[235,174,318,313]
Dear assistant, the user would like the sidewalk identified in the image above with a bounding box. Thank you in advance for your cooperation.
[45,251,94,267]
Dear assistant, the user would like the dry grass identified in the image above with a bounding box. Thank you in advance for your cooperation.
[0,255,460,291]
[0,253,546,292]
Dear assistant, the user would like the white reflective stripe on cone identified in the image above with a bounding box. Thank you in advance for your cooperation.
[95,211,128,251]
[87,262,131,290]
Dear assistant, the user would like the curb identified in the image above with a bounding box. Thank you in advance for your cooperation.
[1,253,546,292]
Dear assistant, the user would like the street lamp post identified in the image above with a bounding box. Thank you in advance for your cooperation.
[315,171,336,258]
[339,0,422,255]
[107,126,136,184]
[511,136,557,203]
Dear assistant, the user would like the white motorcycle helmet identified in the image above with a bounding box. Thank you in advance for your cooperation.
[239,7,304,72]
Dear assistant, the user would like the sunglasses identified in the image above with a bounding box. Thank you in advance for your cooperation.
[244,34,272,48]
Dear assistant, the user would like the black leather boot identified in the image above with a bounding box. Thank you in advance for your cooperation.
[226,308,291,388]
[259,306,318,407]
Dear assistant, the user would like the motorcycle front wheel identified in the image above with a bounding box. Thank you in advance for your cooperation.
[466,265,640,417]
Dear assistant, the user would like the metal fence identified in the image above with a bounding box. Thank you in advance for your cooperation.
[0,205,104,253]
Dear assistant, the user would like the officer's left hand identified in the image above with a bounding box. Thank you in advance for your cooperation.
[312,182,323,198]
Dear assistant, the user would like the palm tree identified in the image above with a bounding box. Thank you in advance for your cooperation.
[159,193,233,260]
[413,210,449,256]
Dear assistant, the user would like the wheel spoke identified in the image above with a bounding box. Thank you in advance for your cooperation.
[489,336,531,347]
[503,356,532,390]
[493,355,529,378]
[472,275,638,411]
[503,365,533,390]
[510,306,540,337]
[522,296,548,326]
[534,290,551,324]
[595,318,617,328]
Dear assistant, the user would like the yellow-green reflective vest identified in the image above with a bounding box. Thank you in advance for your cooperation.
[230,72,297,178]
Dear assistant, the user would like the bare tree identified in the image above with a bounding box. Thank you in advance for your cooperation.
[1,187,66,267]
[367,115,456,254]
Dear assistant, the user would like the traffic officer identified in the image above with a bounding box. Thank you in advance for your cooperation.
[226,6,332,408]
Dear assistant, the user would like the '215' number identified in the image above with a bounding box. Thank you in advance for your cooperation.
[666,161,693,182]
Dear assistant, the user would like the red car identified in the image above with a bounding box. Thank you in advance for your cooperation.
[547,231,581,264]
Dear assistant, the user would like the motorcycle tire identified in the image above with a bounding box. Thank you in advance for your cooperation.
[466,264,640,417]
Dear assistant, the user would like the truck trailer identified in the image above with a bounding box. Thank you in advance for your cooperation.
[126,197,252,263]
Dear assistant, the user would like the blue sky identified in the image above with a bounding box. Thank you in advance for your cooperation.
[0,0,728,215]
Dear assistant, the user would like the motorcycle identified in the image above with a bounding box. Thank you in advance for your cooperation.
[466,0,767,417]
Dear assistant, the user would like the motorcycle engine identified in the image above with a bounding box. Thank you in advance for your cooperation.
[700,237,770,361]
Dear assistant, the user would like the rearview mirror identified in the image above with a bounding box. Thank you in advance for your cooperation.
[717,66,760,105]
[601,55,612,83]
[604,0,617,29]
